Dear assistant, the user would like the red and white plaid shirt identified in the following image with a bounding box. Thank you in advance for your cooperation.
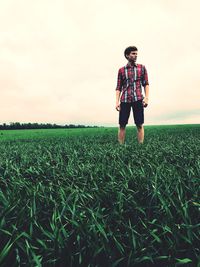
[116,62,149,103]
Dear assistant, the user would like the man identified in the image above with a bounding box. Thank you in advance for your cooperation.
[115,46,149,144]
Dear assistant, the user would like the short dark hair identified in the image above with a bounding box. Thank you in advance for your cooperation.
[124,46,138,59]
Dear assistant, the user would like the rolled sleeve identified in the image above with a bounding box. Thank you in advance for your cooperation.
[142,66,149,87]
[116,69,123,91]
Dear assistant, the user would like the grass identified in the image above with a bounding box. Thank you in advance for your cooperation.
[0,124,199,266]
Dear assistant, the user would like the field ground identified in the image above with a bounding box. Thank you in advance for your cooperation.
[0,124,199,267]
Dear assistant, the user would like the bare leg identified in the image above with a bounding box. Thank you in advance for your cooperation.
[118,126,126,144]
[136,124,144,144]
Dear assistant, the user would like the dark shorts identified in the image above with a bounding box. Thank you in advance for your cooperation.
[119,100,144,127]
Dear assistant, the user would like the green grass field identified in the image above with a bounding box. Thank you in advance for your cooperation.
[0,125,199,267]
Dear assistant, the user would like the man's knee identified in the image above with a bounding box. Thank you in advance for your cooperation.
[136,124,143,130]
[119,124,126,130]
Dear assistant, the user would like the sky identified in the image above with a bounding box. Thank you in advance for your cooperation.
[0,0,200,126]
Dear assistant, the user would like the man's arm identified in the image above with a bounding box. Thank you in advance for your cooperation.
[115,69,122,111]
[144,84,149,98]
[143,85,149,107]
[142,66,149,107]
[116,90,121,111]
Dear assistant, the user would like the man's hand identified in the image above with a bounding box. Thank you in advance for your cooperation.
[116,103,120,111]
[143,97,148,108]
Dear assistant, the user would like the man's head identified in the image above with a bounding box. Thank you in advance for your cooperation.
[124,46,138,63]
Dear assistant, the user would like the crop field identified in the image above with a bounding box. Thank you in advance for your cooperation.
[0,125,199,267]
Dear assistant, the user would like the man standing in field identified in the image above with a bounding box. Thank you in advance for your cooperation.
[116,46,149,144]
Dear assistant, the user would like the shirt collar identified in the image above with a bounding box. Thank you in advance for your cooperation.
[126,62,137,68]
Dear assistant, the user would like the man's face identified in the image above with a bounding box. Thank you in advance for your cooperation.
[127,51,138,62]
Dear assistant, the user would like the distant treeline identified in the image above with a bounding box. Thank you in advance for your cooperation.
[0,122,99,130]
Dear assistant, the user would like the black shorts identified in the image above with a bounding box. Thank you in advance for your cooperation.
[119,100,144,127]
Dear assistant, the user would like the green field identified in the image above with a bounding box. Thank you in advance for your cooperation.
[0,125,199,267]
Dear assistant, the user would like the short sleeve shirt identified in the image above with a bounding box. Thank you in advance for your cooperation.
[116,63,149,103]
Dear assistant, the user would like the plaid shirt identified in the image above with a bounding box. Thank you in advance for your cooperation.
[116,63,149,103]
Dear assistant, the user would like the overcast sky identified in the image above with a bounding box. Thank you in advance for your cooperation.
[0,0,200,126]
